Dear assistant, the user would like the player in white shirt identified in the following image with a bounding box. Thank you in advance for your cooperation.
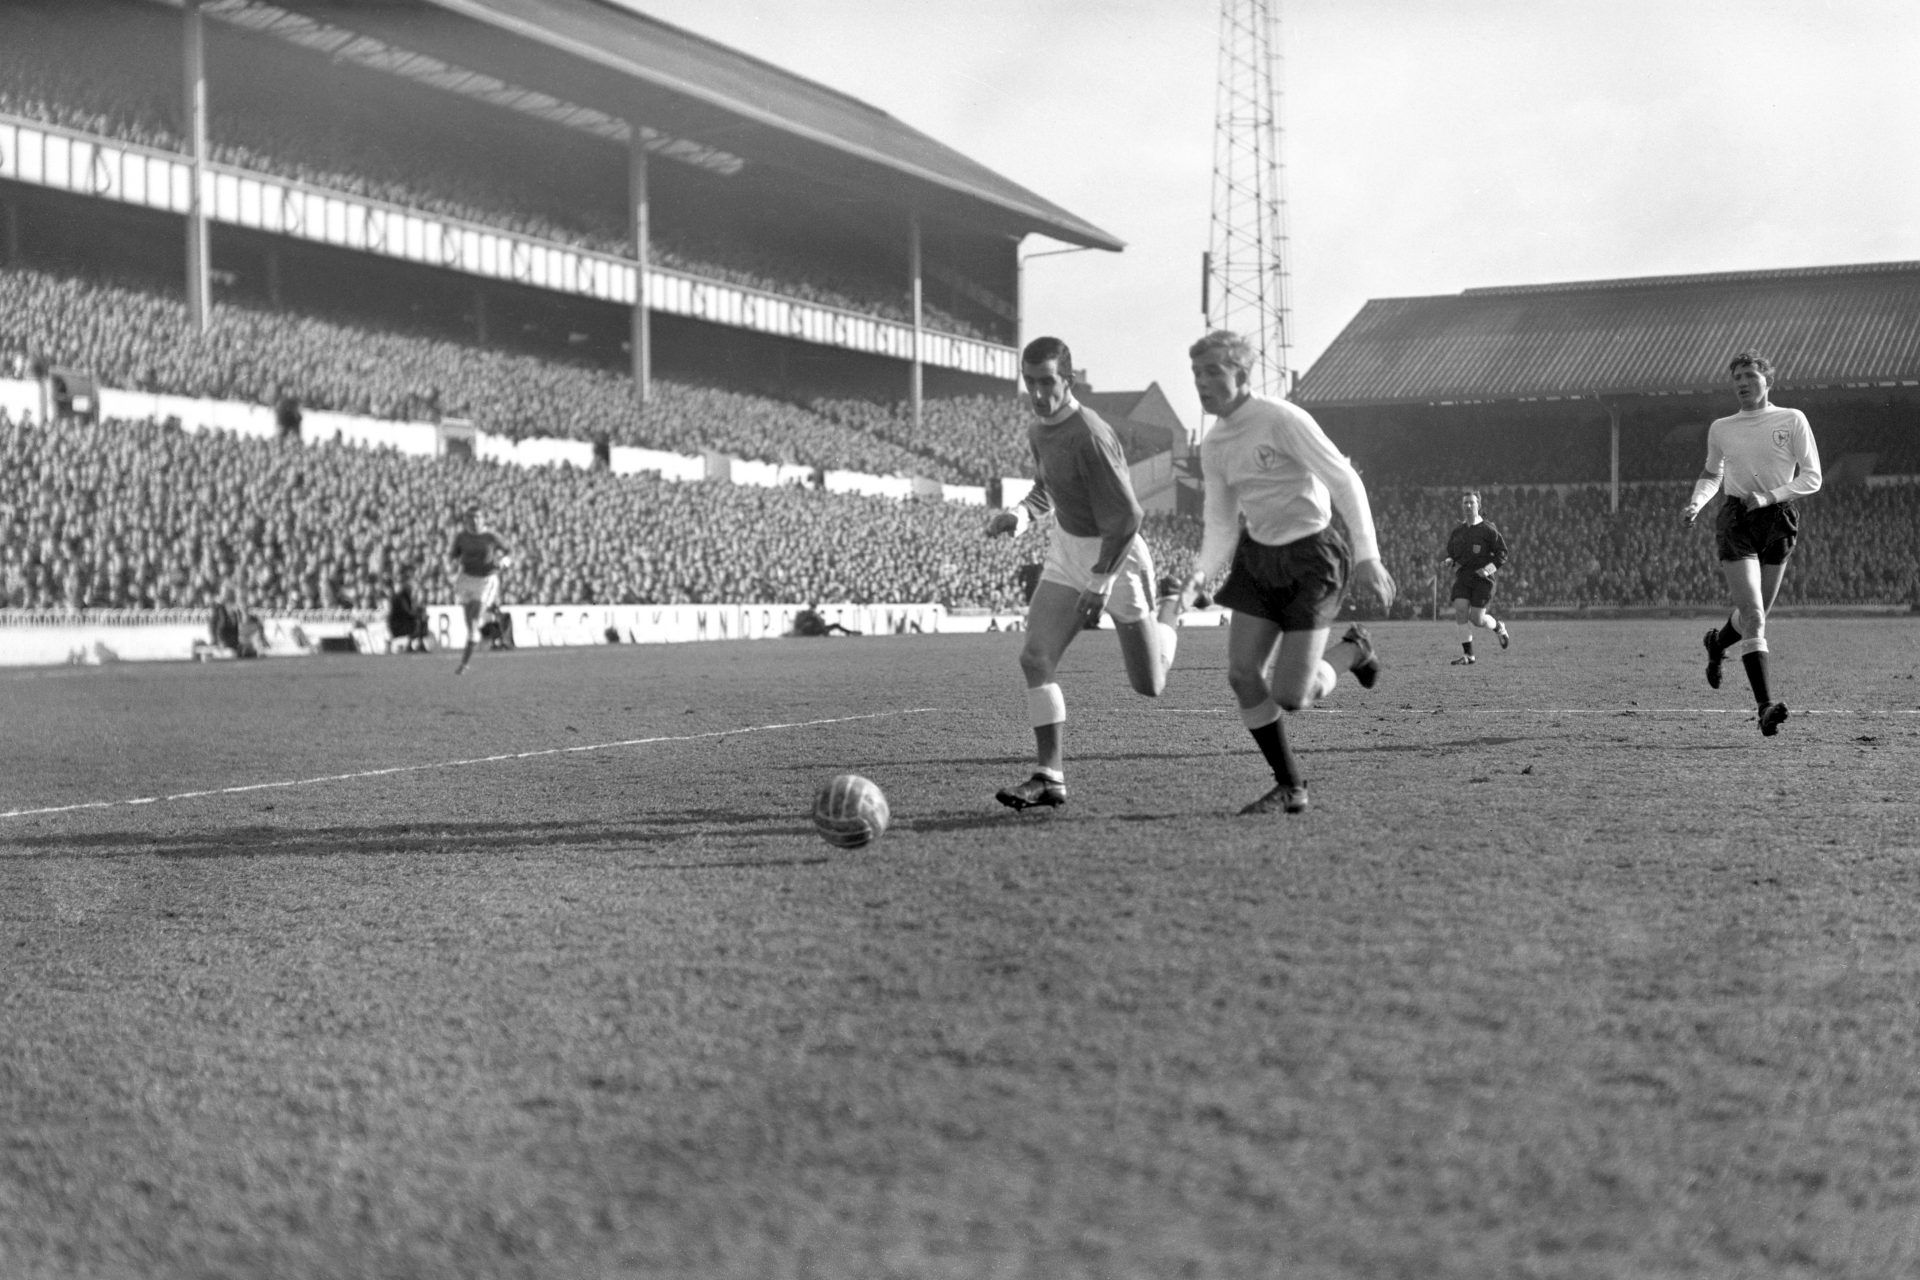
[1176,331,1395,815]
[1681,351,1822,736]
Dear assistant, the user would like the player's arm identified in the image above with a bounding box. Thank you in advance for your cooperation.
[1188,454,1238,596]
[986,472,1050,537]
[1684,429,1725,524]
[1289,410,1394,608]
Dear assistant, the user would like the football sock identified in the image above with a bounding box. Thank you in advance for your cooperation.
[1240,701,1301,788]
[1461,640,1474,656]
[1741,651,1772,707]
[1250,722,1301,788]
[1716,620,1742,650]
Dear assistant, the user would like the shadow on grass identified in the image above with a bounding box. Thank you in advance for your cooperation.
[0,816,834,865]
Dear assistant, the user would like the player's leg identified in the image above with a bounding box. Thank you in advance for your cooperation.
[998,579,1081,809]
[1226,611,1310,812]
[1450,593,1476,664]
[1471,599,1510,649]
[1720,555,1783,732]
[1752,556,1791,734]
[1269,627,1336,710]
[1112,541,1175,697]
[1702,604,1739,689]
[1760,558,1789,613]
[455,594,480,673]
[1322,622,1382,689]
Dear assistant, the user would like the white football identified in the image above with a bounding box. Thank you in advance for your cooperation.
[812,774,890,849]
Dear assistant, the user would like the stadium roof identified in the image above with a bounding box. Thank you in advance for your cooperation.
[193,0,1124,251]
[1294,261,1920,408]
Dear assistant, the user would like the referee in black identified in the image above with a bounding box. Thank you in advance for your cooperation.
[1444,490,1510,665]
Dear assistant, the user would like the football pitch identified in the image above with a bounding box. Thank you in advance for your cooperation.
[5,618,1920,1279]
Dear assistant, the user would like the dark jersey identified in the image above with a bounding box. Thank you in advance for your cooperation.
[1446,520,1508,576]
[450,529,510,577]
[1020,405,1141,543]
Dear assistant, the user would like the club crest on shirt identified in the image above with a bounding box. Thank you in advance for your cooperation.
[1255,444,1283,471]
[1773,428,1792,450]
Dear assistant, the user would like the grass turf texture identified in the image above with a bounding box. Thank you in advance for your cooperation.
[4,619,1920,1280]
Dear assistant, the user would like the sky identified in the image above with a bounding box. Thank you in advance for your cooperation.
[618,0,1920,427]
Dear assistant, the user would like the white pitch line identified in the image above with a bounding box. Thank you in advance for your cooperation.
[0,708,943,822]
[1159,706,1918,716]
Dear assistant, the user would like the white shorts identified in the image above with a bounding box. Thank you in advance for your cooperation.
[1039,529,1157,624]
[454,573,500,611]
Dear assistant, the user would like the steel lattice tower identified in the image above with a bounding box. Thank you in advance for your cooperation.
[1204,0,1292,397]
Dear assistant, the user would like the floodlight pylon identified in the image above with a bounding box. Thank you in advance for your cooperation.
[1204,0,1292,398]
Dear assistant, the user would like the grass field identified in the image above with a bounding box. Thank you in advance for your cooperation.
[5,618,1920,1280]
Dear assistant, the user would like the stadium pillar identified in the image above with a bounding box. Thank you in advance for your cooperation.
[909,211,924,433]
[1606,400,1621,513]
[628,134,652,405]
[0,196,15,265]
[183,0,211,335]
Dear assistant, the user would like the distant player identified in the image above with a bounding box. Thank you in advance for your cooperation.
[1683,351,1822,736]
[1176,330,1393,816]
[985,335,1184,810]
[447,504,512,675]
[1443,490,1510,664]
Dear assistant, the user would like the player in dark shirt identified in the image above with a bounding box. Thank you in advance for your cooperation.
[984,336,1184,810]
[447,505,512,675]
[1443,491,1510,665]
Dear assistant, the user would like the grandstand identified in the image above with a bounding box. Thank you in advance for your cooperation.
[0,0,1124,461]
[1288,262,1920,612]
[1295,261,1920,491]
[3,2,1916,630]
[0,0,1208,633]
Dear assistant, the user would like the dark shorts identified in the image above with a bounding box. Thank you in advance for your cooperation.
[1451,573,1496,609]
[1214,527,1350,631]
[1715,497,1799,565]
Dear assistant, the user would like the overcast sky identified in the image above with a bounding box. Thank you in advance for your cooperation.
[620,0,1920,426]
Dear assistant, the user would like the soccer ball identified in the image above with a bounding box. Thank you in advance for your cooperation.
[812,774,890,849]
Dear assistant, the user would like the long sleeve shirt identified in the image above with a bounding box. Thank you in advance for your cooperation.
[1016,399,1142,570]
[1446,520,1509,575]
[1194,394,1381,582]
[1697,405,1823,507]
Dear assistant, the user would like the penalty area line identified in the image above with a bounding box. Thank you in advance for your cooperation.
[0,708,944,822]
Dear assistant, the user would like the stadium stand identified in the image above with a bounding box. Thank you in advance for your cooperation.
[0,263,1033,483]
[0,0,1003,342]
[0,407,1207,615]
[11,403,1920,620]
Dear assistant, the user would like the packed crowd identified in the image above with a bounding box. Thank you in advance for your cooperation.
[0,409,1192,615]
[0,0,1006,342]
[0,265,1027,482]
[1347,409,1920,488]
[8,408,1917,621]
[808,394,1037,484]
[1368,482,1920,609]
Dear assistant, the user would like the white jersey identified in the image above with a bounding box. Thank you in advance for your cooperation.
[1699,405,1822,506]
[1195,394,1381,581]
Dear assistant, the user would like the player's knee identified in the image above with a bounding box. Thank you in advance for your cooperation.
[1018,647,1054,685]
[1129,670,1166,699]
[1226,664,1267,705]
[1735,602,1765,636]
